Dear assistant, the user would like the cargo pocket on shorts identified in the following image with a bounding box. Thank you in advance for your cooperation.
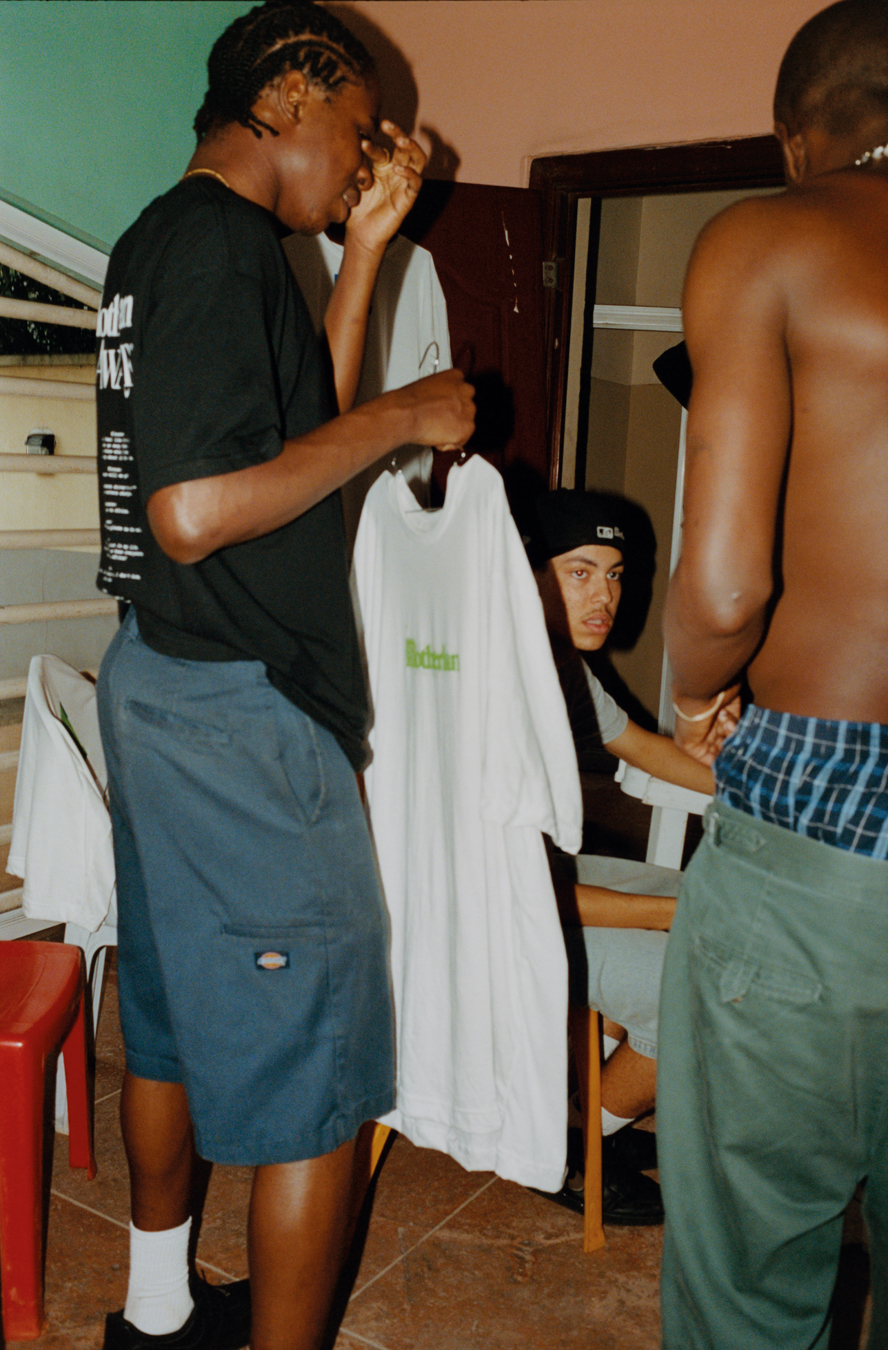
[218,921,333,1048]
[196,923,340,1160]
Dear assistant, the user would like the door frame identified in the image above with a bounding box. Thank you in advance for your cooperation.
[528,135,785,484]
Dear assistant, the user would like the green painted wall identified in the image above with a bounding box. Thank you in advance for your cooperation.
[0,1,252,253]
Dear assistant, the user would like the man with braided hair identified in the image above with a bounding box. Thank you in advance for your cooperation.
[95,4,473,1348]
[659,2,888,1345]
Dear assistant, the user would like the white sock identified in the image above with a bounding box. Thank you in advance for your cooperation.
[601,1107,635,1137]
[602,1034,621,1060]
[124,1218,194,1335]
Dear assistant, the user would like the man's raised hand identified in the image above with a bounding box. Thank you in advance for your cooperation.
[347,120,426,255]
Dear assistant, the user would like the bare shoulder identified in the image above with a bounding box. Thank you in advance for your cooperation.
[703,173,888,269]
[687,189,817,288]
[697,190,790,235]
[686,174,888,333]
[682,193,795,345]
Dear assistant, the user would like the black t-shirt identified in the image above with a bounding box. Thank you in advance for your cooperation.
[96,176,369,768]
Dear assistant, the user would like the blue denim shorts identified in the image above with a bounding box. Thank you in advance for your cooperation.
[96,612,394,1165]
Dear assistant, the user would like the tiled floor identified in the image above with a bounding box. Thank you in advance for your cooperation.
[4,959,873,1350]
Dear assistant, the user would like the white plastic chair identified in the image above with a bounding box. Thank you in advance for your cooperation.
[616,761,711,868]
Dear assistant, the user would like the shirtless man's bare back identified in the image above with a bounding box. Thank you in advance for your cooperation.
[667,148,888,729]
[658,4,888,1346]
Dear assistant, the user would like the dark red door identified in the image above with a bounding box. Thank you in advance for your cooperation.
[400,181,549,503]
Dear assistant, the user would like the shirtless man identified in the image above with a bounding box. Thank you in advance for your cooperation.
[659,4,888,1345]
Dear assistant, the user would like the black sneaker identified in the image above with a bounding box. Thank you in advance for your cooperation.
[600,1157,664,1227]
[532,1138,664,1227]
[102,1275,251,1350]
[567,1124,658,1175]
[531,1177,585,1216]
[604,1126,658,1172]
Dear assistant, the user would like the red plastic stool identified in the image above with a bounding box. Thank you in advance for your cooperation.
[0,941,97,1340]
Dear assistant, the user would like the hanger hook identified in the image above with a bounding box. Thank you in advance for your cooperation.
[419,340,440,377]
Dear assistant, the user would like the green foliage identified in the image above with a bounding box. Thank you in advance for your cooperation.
[0,263,95,358]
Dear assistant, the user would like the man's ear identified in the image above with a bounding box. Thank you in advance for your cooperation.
[254,68,309,132]
[280,69,308,124]
[774,121,808,185]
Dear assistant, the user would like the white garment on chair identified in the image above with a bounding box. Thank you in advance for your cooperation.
[353,457,582,1191]
[8,655,118,1133]
[8,655,116,932]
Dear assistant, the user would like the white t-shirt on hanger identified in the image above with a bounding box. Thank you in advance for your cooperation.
[353,456,582,1190]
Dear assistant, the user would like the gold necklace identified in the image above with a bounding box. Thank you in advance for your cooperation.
[182,167,232,189]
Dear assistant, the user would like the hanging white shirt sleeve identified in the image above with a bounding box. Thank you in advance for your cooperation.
[479,482,583,855]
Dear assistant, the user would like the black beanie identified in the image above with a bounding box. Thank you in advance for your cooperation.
[525,490,628,569]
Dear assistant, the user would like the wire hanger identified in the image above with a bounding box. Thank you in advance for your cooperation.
[419,340,440,377]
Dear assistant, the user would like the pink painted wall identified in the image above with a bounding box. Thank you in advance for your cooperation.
[344,0,824,187]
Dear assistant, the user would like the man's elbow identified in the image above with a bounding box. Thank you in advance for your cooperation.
[671,566,772,640]
[146,487,215,565]
[157,533,211,566]
[702,580,772,638]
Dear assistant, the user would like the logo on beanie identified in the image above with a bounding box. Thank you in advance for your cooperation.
[597,526,625,542]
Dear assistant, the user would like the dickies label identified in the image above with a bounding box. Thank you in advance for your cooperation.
[255,950,289,971]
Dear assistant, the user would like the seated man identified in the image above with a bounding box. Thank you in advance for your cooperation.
[526,489,732,1225]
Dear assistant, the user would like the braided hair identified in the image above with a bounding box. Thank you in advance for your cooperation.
[193,1,375,142]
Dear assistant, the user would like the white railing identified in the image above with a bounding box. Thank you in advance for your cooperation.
[0,374,94,400]
[0,529,100,549]
[0,445,104,640]
[0,200,108,291]
[0,454,96,473]
[0,598,114,625]
[0,297,97,329]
